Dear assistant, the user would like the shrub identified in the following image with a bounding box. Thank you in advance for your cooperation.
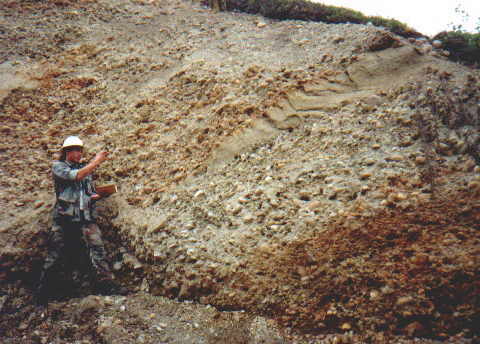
[210,0,480,66]
[435,31,480,66]
[218,0,420,38]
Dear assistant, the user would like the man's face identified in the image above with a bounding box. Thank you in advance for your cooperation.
[65,146,83,163]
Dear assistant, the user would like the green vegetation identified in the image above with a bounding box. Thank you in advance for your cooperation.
[222,0,421,37]
[434,31,480,66]
[214,0,480,66]
[437,5,480,66]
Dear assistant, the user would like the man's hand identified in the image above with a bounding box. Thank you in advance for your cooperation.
[93,151,109,164]
[91,193,101,201]
[76,151,110,181]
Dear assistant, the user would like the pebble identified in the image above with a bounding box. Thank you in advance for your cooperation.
[415,156,426,165]
[148,217,168,234]
[362,94,383,106]
[396,296,413,305]
[229,204,243,215]
[0,125,12,133]
[298,191,311,201]
[467,180,480,190]
[370,290,380,300]
[432,40,442,49]
[394,192,407,201]
[238,197,250,204]
[306,201,322,211]
[243,214,255,223]
[386,154,404,162]
[194,190,206,199]
[33,200,44,209]
[359,171,371,180]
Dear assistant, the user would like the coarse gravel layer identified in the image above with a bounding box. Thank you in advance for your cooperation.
[1,0,479,343]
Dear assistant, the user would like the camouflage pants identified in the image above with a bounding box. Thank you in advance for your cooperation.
[40,218,113,285]
[207,0,227,11]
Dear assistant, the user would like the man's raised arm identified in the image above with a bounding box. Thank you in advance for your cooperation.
[76,151,109,181]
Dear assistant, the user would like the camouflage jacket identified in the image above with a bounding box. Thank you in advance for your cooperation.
[52,160,97,222]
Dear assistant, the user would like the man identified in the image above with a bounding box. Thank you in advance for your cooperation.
[36,136,125,303]
[207,0,227,11]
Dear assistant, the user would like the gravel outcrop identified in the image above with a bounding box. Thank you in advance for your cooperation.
[1,0,479,343]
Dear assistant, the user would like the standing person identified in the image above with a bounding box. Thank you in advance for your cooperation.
[35,136,125,304]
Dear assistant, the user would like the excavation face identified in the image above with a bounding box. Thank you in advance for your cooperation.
[0,0,479,341]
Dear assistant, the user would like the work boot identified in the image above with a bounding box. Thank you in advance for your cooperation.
[95,278,128,296]
[34,270,52,306]
[34,283,50,306]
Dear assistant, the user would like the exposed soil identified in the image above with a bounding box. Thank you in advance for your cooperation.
[1,0,479,343]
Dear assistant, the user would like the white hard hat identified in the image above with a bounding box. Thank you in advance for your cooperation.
[62,136,84,149]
